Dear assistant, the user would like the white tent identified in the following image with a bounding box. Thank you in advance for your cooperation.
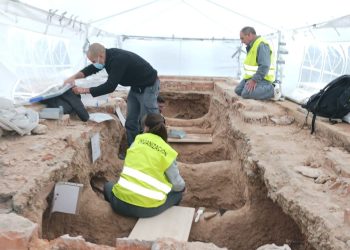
[1,0,349,103]
[17,0,350,37]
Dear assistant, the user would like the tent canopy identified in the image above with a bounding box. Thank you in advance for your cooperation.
[1,0,350,104]
[20,0,350,38]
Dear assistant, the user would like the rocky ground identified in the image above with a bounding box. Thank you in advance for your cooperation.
[0,76,350,249]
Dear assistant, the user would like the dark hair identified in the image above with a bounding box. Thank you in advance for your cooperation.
[143,113,167,142]
[157,95,165,103]
[241,26,256,35]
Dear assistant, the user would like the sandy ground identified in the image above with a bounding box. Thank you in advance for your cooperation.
[0,76,350,249]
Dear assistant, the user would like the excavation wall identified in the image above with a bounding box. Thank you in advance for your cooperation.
[0,76,350,249]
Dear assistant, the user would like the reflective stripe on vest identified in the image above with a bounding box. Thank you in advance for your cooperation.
[118,177,166,201]
[243,64,276,78]
[243,37,275,82]
[123,166,171,194]
[112,133,178,208]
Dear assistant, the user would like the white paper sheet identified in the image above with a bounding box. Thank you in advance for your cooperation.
[91,133,101,163]
[89,112,114,123]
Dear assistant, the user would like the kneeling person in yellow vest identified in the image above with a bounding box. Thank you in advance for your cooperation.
[235,26,276,100]
[104,113,186,218]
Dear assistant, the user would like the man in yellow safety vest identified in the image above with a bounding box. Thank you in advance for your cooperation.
[235,26,280,100]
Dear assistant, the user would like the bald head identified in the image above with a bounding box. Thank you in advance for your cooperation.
[87,43,105,58]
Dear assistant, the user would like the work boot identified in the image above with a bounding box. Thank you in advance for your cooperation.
[271,83,282,101]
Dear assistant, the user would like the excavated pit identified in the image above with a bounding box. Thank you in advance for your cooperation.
[160,92,211,119]
[38,87,313,250]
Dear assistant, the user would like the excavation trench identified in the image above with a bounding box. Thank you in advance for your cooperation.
[159,91,211,119]
[39,91,311,250]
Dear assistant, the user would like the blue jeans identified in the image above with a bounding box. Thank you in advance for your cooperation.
[235,79,274,100]
[125,79,160,146]
[104,181,183,218]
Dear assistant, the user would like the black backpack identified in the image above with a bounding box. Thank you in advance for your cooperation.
[301,75,350,134]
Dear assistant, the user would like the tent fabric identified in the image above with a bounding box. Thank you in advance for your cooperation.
[1,0,350,105]
[18,0,350,39]
[316,15,350,29]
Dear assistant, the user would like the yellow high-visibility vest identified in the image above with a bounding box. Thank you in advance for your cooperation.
[112,133,178,208]
[243,37,275,82]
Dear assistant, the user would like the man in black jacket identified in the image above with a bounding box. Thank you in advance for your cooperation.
[64,43,160,148]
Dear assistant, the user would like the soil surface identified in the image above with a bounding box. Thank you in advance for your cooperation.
[1,76,350,250]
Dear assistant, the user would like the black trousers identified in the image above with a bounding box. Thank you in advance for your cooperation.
[104,181,182,218]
